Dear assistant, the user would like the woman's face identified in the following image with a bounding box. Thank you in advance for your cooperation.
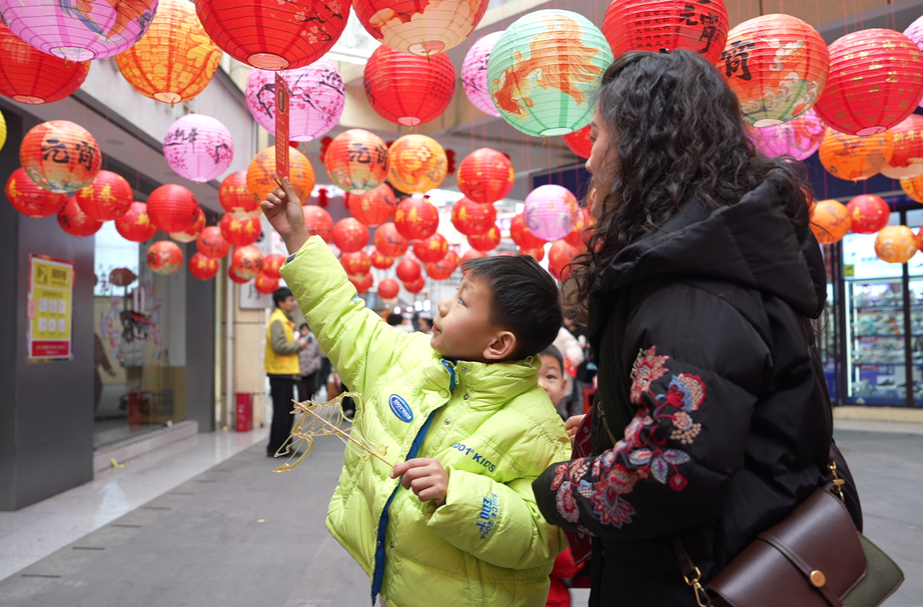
[585,105,610,220]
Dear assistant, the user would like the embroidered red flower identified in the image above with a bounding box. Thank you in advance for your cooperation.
[555,481,581,523]
[630,346,670,405]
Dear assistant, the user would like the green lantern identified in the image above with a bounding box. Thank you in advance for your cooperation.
[487,10,613,138]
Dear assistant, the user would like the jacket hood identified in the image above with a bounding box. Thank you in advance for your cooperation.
[418,353,541,411]
[593,172,827,319]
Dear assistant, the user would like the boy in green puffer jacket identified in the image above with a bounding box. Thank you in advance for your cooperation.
[262,178,571,607]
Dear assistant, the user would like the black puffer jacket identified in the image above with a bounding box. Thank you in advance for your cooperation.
[533,174,858,606]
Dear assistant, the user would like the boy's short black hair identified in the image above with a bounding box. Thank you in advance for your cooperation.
[273,287,293,307]
[462,255,562,360]
[386,313,403,326]
[539,345,564,371]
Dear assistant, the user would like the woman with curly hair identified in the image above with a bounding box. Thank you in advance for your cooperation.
[533,49,861,606]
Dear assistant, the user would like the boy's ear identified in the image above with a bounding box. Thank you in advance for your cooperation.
[483,330,517,361]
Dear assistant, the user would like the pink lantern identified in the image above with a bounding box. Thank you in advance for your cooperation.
[0,0,158,61]
[905,16,923,109]
[163,114,234,183]
[461,31,502,118]
[751,108,826,161]
[245,60,345,142]
[523,185,579,242]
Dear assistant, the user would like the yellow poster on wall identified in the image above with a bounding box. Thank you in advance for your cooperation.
[28,254,74,360]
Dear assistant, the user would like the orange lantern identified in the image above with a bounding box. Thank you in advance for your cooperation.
[403,276,426,294]
[229,265,249,284]
[254,272,280,294]
[0,23,91,105]
[395,197,439,241]
[510,212,547,249]
[58,196,103,237]
[262,254,285,280]
[147,240,184,275]
[147,184,201,233]
[340,251,372,275]
[565,206,593,247]
[219,170,258,216]
[170,208,206,243]
[563,125,593,159]
[901,173,923,203]
[349,272,374,294]
[388,135,448,194]
[197,226,231,258]
[364,46,456,126]
[116,202,159,243]
[348,184,396,227]
[325,129,390,193]
[333,217,370,253]
[20,120,101,193]
[519,247,545,262]
[425,250,460,280]
[247,145,315,205]
[395,258,422,282]
[818,128,893,182]
[74,170,133,220]
[220,213,261,247]
[374,222,410,257]
[875,226,918,264]
[461,249,487,263]
[451,197,497,236]
[189,252,220,280]
[847,195,890,235]
[468,225,500,251]
[810,199,851,245]
[370,248,395,269]
[456,148,515,204]
[115,0,222,104]
[303,205,335,243]
[377,278,400,300]
[231,245,265,279]
[413,233,449,263]
[5,167,67,218]
[881,115,923,179]
[718,15,829,126]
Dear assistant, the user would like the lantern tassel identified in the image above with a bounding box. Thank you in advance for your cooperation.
[542,135,547,149]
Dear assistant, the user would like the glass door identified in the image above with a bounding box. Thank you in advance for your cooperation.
[845,279,907,404]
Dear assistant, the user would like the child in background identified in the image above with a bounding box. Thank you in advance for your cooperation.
[296,323,321,403]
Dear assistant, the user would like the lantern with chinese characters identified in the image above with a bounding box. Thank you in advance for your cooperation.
[403,276,426,294]
[719,15,828,126]
[461,248,487,263]
[565,206,593,247]
[247,145,315,204]
[875,226,918,264]
[254,272,279,294]
[603,0,729,64]
[370,248,394,269]
[348,184,396,227]
[333,217,370,253]
[374,222,409,257]
[219,170,258,216]
[58,196,102,237]
[377,278,400,300]
[751,108,826,161]
[115,202,158,243]
[163,114,234,183]
[303,205,334,243]
[488,10,613,137]
[0,23,91,104]
[340,251,371,275]
[325,129,390,193]
[388,135,447,194]
[228,266,249,284]
[0,110,6,149]
[170,208,205,243]
[230,245,264,279]
[147,184,200,233]
[847,195,890,234]
[810,199,851,245]
[814,29,923,136]
[262,254,285,280]
[563,124,593,159]
[115,0,221,104]
[147,240,184,275]
[468,225,500,251]
[245,61,345,140]
[819,129,893,182]
[425,251,460,280]
[881,115,923,179]
[902,174,923,203]
[75,170,133,221]
[462,31,503,117]
[456,148,515,204]
[354,0,487,56]
[20,120,101,193]
[189,252,220,280]
[5,167,67,218]
[395,258,422,282]
[194,0,347,70]
[510,212,547,249]
[364,46,455,126]
[413,233,449,263]
[452,197,497,236]
[519,247,544,262]
[220,213,261,247]
[524,185,578,241]
[197,225,231,258]
[349,272,374,294]
[395,197,439,241]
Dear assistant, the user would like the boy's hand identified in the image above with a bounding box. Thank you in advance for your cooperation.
[260,176,309,254]
[565,414,585,445]
[391,458,448,507]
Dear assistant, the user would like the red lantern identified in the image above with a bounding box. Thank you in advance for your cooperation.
[189,252,220,280]
[549,240,580,268]
[519,247,545,262]
[231,245,265,279]
[396,258,422,282]
[262,254,285,280]
[304,205,335,243]
[147,184,200,233]
[468,225,501,251]
[20,120,101,193]
[348,184,396,227]
[412,233,449,263]
[364,45,455,126]
[510,213,547,249]
[229,266,249,284]
[147,240,184,275]
[349,272,374,294]
[456,148,515,204]
[847,195,890,235]
[325,129,390,194]
[374,222,410,257]
[603,0,729,64]
[333,217,370,253]
[254,272,280,294]
[0,23,91,105]
[810,199,851,245]
[819,128,893,182]
[116,202,159,243]
[451,197,497,236]
[370,248,395,269]
[395,197,439,241]
[109,268,137,288]
[902,173,923,203]
[815,29,923,136]
[377,278,400,300]
[340,251,372,275]
[563,125,593,159]
[5,167,67,218]
[461,249,488,263]
[425,250,460,281]
[403,276,426,294]
[197,226,231,259]
[219,170,258,216]
[564,207,592,247]
[58,196,103,237]
[882,115,923,179]
[220,213,262,247]
[170,208,206,243]
[74,170,133,220]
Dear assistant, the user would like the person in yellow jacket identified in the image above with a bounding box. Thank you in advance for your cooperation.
[265,287,308,457]
[262,178,571,607]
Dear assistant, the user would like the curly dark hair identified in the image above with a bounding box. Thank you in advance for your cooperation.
[569,49,812,318]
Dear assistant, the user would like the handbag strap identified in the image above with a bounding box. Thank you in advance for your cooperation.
[669,533,713,607]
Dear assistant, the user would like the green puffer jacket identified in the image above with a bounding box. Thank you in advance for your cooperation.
[280,236,570,607]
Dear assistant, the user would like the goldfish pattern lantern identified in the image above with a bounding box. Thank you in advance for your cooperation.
[349,272,374,294]
[20,120,101,193]
[403,276,426,294]
[325,129,390,194]
[220,213,261,247]
[189,252,220,280]
[881,115,923,179]
[303,205,334,243]
[228,265,249,284]
[488,11,613,137]
[564,206,593,247]
[456,148,515,204]
[425,250,460,280]
[163,114,234,183]
[219,170,258,217]
[875,226,918,264]
[819,128,893,182]
[510,212,547,249]
[394,197,439,241]
[58,196,102,236]
[810,199,851,245]
[348,184,396,227]
[340,251,371,275]
[377,278,400,300]
[370,248,395,269]
[518,247,544,262]
[169,207,205,243]
[467,225,500,251]
[751,108,826,161]
[462,31,503,117]
[395,258,422,282]
[563,124,593,159]
[230,245,264,279]
[197,225,231,258]
[353,0,488,56]
[115,202,158,242]
[412,233,449,263]
[847,195,890,235]
[0,22,91,104]
[254,272,279,294]
[388,135,448,195]
[451,197,497,236]
[364,45,455,126]
[262,253,285,280]
[247,145,315,204]
[374,222,410,257]
[902,173,923,204]
[332,217,370,253]
[147,183,201,233]
[75,170,133,220]
[147,240,184,275]
[5,167,67,218]
[524,185,579,241]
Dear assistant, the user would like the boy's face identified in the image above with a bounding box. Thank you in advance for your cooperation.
[538,354,566,408]
[431,275,514,363]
